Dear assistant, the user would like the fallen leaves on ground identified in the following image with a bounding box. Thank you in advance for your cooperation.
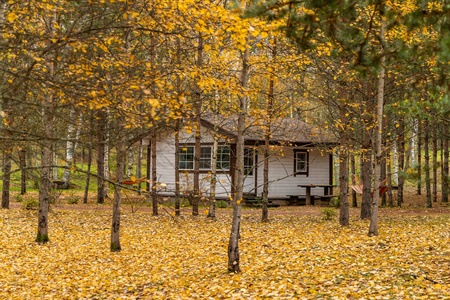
[0,208,448,299]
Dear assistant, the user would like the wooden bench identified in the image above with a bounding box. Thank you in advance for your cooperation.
[286,195,307,206]
[244,199,280,208]
[317,195,338,206]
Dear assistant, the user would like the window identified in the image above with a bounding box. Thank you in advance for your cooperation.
[179,147,194,170]
[178,145,231,171]
[217,146,230,170]
[200,147,212,169]
[244,148,255,176]
[294,150,308,175]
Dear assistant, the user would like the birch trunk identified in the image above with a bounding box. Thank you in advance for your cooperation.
[2,151,11,208]
[151,131,158,216]
[369,17,385,236]
[417,121,422,195]
[137,143,142,194]
[397,120,405,206]
[393,142,398,185]
[387,152,394,207]
[62,110,82,188]
[228,44,250,273]
[174,37,182,216]
[127,147,134,178]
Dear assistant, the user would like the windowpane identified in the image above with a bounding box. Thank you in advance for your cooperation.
[244,148,254,176]
[200,147,212,169]
[217,146,230,170]
[296,152,307,173]
[179,146,194,170]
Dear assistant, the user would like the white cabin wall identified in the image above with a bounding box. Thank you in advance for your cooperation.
[256,146,331,198]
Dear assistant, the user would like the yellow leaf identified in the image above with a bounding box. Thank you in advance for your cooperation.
[7,13,17,22]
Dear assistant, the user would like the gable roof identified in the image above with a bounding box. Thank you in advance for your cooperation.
[201,114,336,146]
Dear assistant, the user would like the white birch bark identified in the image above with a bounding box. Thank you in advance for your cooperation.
[62,109,82,187]
[393,142,398,185]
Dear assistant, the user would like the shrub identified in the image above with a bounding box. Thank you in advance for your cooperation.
[216,200,228,208]
[23,198,39,210]
[321,207,336,221]
[14,194,24,202]
[329,197,340,208]
[67,197,79,205]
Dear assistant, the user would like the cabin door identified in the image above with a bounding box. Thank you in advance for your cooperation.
[243,148,256,195]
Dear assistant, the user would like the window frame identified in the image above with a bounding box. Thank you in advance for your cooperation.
[178,145,231,172]
[179,146,195,170]
[294,149,309,176]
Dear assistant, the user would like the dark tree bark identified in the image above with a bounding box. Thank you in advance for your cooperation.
[137,143,142,194]
[174,119,181,216]
[360,140,372,218]
[19,148,27,195]
[351,154,357,207]
[417,121,422,195]
[151,131,158,216]
[83,135,93,204]
[2,151,11,208]
[192,34,203,216]
[97,109,106,204]
[432,123,437,202]
[338,95,349,226]
[424,120,432,208]
[397,120,405,206]
[111,130,126,252]
[443,136,449,203]
[387,151,394,207]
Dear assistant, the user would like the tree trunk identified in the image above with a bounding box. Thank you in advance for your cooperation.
[424,120,432,208]
[97,109,106,204]
[103,110,110,198]
[151,131,158,216]
[174,119,181,216]
[387,151,394,207]
[193,34,203,216]
[111,130,126,252]
[127,147,134,178]
[397,120,405,206]
[83,133,93,204]
[369,18,385,236]
[137,143,142,194]
[228,43,250,273]
[393,142,398,185]
[443,137,449,203]
[262,40,276,223]
[338,94,349,226]
[2,151,11,208]
[417,121,422,195]
[360,135,372,218]
[19,148,26,195]
[37,107,53,243]
[351,154,357,207]
[432,124,437,202]
[62,110,82,188]
[208,91,220,219]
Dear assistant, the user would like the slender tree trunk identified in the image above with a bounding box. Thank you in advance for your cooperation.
[424,120,432,208]
[97,109,106,204]
[52,142,58,181]
[443,136,449,203]
[62,110,82,188]
[174,119,181,216]
[387,152,394,207]
[393,142,398,185]
[432,123,437,202]
[351,154,357,207]
[193,34,203,216]
[338,94,349,226]
[369,18,385,236]
[262,40,276,223]
[103,110,110,197]
[208,91,220,219]
[417,121,422,195]
[19,148,26,195]
[397,120,405,206]
[360,137,372,218]
[111,130,126,252]
[228,44,250,273]
[151,131,158,216]
[380,151,387,206]
[137,143,142,194]
[37,106,53,243]
[83,137,93,204]
[127,147,134,178]
[2,151,11,208]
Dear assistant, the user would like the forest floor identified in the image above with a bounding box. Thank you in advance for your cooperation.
[1,188,449,299]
